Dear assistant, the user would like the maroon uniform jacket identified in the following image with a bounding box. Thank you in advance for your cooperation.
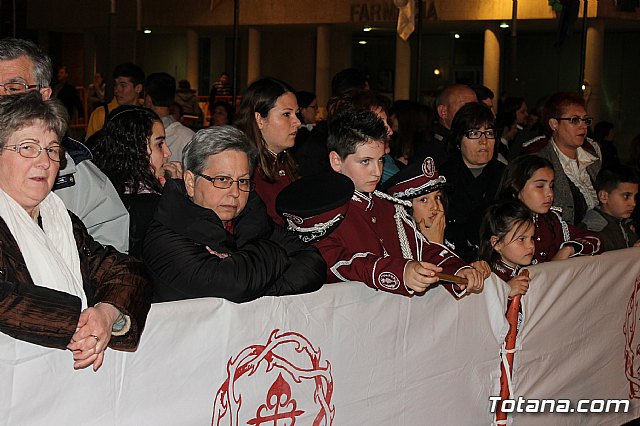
[314,190,469,297]
[253,164,292,226]
[532,207,602,264]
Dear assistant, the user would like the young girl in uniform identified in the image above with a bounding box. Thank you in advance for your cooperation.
[496,155,602,264]
[479,200,534,297]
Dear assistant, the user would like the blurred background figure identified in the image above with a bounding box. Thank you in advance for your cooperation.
[389,99,435,166]
[432,84,478,166]
[494,111,518,164]
[86,62,145,139]
[145,72,194,163]
[87,72,105,112]
[472,84,495,115]
[52,65,84,124]
[209,71,232,100]
[593,121,620,169]
[293,90,318,150]
[175,79,203,129]
[209,100,233,126]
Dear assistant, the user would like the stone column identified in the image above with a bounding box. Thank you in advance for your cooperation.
[186,29,199,90]
[394,35,411,101]
[585,20,604,121]
[247,28,261,85]
[315,25,331,113]
[483,27,500,103]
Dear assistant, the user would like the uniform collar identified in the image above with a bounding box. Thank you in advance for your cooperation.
[352,190,373,211]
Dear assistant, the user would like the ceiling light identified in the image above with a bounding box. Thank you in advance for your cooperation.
[143,29,152,34]
[433,68,441,75]
[500,22,510,29]
[454,33,460,39]
[358,40,368,45]
[363,27,372,32]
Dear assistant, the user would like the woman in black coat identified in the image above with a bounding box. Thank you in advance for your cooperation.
[143,126,325,303]
[439,102,506,262]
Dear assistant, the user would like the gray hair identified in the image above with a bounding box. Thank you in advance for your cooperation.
[0,38,53,87]
[183,125,257,176]
[0,91,68,149]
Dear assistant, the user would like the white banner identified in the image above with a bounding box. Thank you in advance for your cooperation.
[1,249,639,425]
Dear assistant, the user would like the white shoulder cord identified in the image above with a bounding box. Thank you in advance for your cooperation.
[374,191,423,260]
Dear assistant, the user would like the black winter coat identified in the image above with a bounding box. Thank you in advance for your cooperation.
[143,179,326,303]
[439,156,506,262]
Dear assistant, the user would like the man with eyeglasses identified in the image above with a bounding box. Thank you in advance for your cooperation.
[0,37,129,251]
[523,92,601,224]
[143,126,325,303]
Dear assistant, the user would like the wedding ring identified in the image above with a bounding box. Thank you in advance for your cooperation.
[90,334,100,343]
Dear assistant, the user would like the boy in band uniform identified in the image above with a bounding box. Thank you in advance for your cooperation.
[309,109,485,297]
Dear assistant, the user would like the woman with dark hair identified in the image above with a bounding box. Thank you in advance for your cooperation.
[93,105,182,257]
[235,78,301,224]
[210,100,233,126]
[439,102,506,262]
[496,155,601,262]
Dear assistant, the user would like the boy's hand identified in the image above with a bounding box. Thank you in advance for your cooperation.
[404,261,442,293]
[456,268,485,294]
[419,210,446,244]
[470,260,491,279]
[552,245,575,260]
[507,274,530,298]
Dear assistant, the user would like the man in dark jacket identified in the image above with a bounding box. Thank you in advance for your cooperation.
[143,126,325,303]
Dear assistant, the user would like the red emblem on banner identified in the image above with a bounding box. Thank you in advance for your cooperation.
[212,329,334,426]
[624,274,640,399]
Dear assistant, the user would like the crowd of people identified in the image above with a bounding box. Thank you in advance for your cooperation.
[0,36,638,374]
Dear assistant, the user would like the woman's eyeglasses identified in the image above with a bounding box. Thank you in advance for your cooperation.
[0,82,41,94]
[2,141,62,162]
[555,116,593,126]
[464,129,496,140]
[195,172,255,192]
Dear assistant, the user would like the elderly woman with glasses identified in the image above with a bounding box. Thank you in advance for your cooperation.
[143,125,325,303]
[439,102,506,262]
[521,92,600,225]
[0,91,151,371]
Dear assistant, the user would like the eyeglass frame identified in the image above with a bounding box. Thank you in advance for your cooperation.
[554,116,593,126]
[0,82,42,94]
[2,141,63,162]
[464,129,496,140]
[194,172,255,192]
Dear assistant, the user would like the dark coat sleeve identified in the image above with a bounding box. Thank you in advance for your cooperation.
[144,222,301,303]
[72,213,152,351]
[262,225,326,297]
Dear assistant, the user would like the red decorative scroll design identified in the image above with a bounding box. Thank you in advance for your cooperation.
[624,275,640,399]
[212,329,334,426]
